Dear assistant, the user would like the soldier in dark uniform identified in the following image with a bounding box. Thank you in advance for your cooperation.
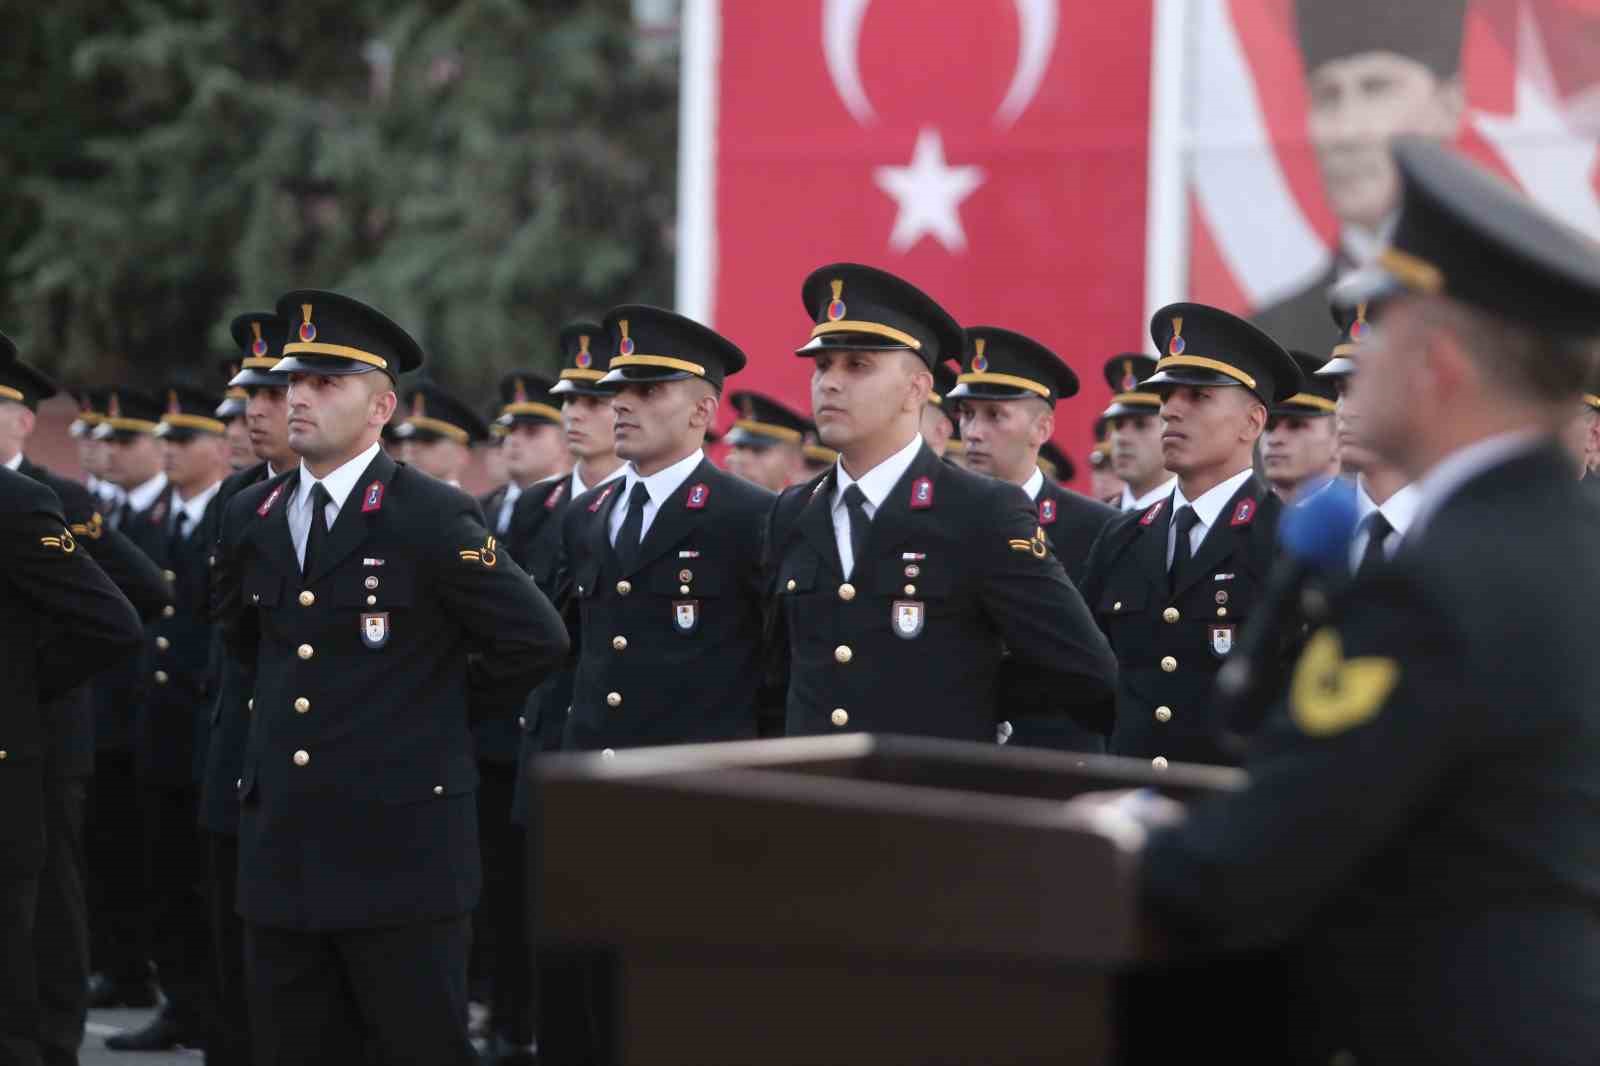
[767,263,1115,742]
[198,309,295,1066]
[67,388,125,518]
[0,338,169,1066]
[725,391,810,492]
[801,428,839,478]
[1,465,143,1066]
[212,289,568,1066]
[1099,354,1175,512]
[217,358,255,473]
[1262,349,1341,499]
[84,387,169,1009]
[1110,137,1600,1065]
[393,381,490,488]
[1087,421,1125,507]
[1036,439,1074,486]
[556,305,775,753]
[918,360,960,458]
[1078,304,1302,769]
[104,384,231,1053]
[1559,370,1599,479]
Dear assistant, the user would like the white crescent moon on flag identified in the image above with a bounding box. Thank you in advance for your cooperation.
[823,0,1059,128]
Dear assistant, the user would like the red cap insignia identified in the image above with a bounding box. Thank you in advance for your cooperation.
[1230,498,1255,527]
[1140,499,1167,526]
[972,337,989,373]
[1038,497,1057,526]
[1168,316,1185,356]
[298,303,317,343]
[545,480,567,510]
[618,319,635,357]
[575,334,593,369]
[251,321,269,358]
[257,482,286,517]
[361,481,384,513]
[826,279,846,321]
[909,476,934,510]
[686,483,709,510]
[1120,359,1137,391]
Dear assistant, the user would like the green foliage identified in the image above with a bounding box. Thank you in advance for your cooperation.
[3,0,679,400]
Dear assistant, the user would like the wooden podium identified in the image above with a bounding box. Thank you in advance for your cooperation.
[533,735,1244,1065]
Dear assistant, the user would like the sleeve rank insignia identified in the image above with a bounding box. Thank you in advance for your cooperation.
[459,535,499,567]
[40,528,77,554]
[69,513,105,540]
[1007,526,1049,559]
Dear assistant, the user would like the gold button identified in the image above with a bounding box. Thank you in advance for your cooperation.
[365,576,379,590]
[616,580,632,595]
[294,698,310,714]
[299,590,315,607]
[606,692,622,707]
[1155,706,1172,723]
[235,777,242,789]
[1162,607,1180,623]
[297,644,314,660]
[903,584,916,596]
[517,716,527,729]
[162,605,175,618]
[786,579,797,592]
[837,583,855,601]
[678,568,693,583]
[162,569,176,582]
[293,750,310,767]
[0,751,7,761]
[1160,655,1177,673]
[154,670,169,684]
[834,645,853,664]
[247,698,253,711]
[1151,756,1169,770]
[251,594,260,604]
[679,584,690,595]
[601,748,615,758]
[1113,600,1122,611]
[367,595,377,605]
[612,636,628,651]
[433,785,444,796]
[155,636,171,651]
[1217,607,1228,618]
[830,708,849,727]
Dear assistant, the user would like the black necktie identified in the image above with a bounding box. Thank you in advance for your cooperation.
[843,484,872,576]
[1168,505,1199,595]
[303,482,331,576]
[168,509,190,556]
[1356,511,1393,579]
[614,482,650,572]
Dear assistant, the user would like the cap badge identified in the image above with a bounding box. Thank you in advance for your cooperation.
[107,393,121,419]
[1350,303,1370,343]
[576,333,593,369]
[298,304,317,343]
[251,321,269,358]
[827,279,847,322]
[1168,316,1185,356]
[412,393,426,418]
[513,378,528,403]
[618,319,635,357]
[972,337,989,373]
[1120,359,1138,391]
[167,389,180,416]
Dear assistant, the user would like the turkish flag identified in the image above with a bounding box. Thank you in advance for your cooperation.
[687,1,1155,485]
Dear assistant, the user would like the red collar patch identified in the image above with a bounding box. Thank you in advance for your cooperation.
[545,480,567,510]
[589,482,617,513]
[686,483,710,510]
[360,480,385,513]
[148,497,167,525]
[909,476,934,510]
[257,482,286,517]
[1140,499,1167,526]
[1230,497,1256,527]
[1038,497,1057,526]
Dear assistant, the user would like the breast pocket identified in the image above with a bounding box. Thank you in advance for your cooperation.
[647,558,729,638]
[329,567,416,610]
[243,572,282,609]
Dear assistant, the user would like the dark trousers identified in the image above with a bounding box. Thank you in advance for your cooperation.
[246,916,477,1066]
[33,776,88,1066]
[140,785,214,1036]
[477,761,534,1047]
[85,749,149,982]
[206,832,250,1066]
[2,760,46,1066]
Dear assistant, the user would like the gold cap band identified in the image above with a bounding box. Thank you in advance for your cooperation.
[224,388,249,400]
[101,417,161,434]
[161,413,227,434]
[1378,247,1445,294]
[1110,391,1162,407]
[501,401,562,423]
[1278,394,1337,413]
[241,356,279,371]
[1152,355,1257,391]
[559,368,606,382]
[732,419,803,444]
[280,342,389,371]
[1585,393,1600,411]
[608,354,707,377]
[803,443,838,464]
[402,416,469,444]
[0,386,23,403]
[956,371,1051,399]
[808,319,922,351]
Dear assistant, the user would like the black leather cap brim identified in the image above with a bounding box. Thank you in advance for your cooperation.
[1314,356,1357,378]
[228,368,288,389]
[795,334,915,356]
[270,355,389,379]
[598,365,698,386]
[549,379,616,396]
[1101,399,1165,419]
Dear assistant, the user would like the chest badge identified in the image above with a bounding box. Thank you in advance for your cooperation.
[1209,622,1236,658]
[672,599,699,635]
[891,599,925,639]
[361,612,391,649]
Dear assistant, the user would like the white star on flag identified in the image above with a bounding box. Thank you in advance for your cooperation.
[873,127,986,253]
[1474,3,1600,239]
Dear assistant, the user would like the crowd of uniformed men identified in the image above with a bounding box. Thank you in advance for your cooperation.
[3,136,1599,1066]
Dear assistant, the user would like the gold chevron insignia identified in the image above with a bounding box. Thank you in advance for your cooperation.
[458,534,498,567]
[69,513,105,540]
[1007,527,1049,559]
[1291,628,1399,737]
[40,528,78,554]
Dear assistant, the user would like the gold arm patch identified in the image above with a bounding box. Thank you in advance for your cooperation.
[458,534,499,568]
[69,512,104,540]
[40,528,78,554]
[1007,526,1049,559]
[1291,628,1399,737]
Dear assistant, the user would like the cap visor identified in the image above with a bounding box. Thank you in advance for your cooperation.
[794,335,915,356]
[1333,264,1402,307]
[549,379,616,396]
[228,368,287,388]
[597,366,695,386]
[271,355,387,378]
[1313,356,1357,378]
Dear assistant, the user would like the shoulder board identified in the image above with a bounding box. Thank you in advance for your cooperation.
[1140,499,1167,526]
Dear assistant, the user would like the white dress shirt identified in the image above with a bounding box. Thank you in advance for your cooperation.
[1348,478,1422,570]
[572,463,625,500]
[832,433,923,578]
[1165,467,1255,569]
[172,480,222,539]
[1021,467,1045,501]
[1120,476,1177,513]
[607,449,704,546]
[3,452,20,472]
[124,472,169,516]
[494,482,523,535]
[1409,430,1545,542]
[290,442,380,567]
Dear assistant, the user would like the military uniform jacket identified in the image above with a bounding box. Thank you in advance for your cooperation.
[558,459,773,752]
[507,475,579,763]
[767,442,1116,742]
[1,469,142,873]
[214,451,568,929]
[1078,475,1283,767]
[1142,445,1600,1064]
[1034,477,1117,584]
[17,457,169,779]
[99,484,179,753]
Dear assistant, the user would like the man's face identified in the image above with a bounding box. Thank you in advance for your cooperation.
[1306,52,1462,232]
[0,400,31,462]
[480,442,508,486]
[1108,413,1167,486]
[1346,299,1431,469]
[561,393,617,462]
[1158,386,1264,478]
[919,404,953,456]
[77,436,109,478]
[1263,413,1339,491]
[1332,375,1379,474]
[286,372,390,466]
[611,378,710,468]
[1558,404,1599,477]
[102,434,164,487]
[503,421,568,483]
[958,398,1051,484]
[403,437,469,482]
[727,441,803,492]
[811,349,926,452]
[223,416,253,470]
[245,386,292,469]
[162,433,227,494]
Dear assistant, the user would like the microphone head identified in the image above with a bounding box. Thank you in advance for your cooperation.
[1279,476,1360,570]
